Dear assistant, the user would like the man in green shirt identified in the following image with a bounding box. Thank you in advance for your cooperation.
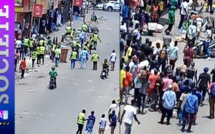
[165,6,176,33]
[49,67,57,88]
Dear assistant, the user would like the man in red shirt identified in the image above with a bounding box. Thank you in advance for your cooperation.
[20,58,26,79]
[123,66,132,104]
[148,70,159,111]
[183,43,194,68]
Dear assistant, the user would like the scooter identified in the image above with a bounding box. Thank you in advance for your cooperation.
[100,69,108,79]
[49,78,56,89]
[209,42,215,57]
[192,37,205,57]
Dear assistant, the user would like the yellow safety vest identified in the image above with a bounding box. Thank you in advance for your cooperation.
[42,46,46,54]
[70,30,74,37]
[52,44,56,51]
[92,54,99,62]
[93,34,98,41]
[37,47,40,54]
[82,24,87,31]
[24,38,29,46]
[32,51,37,59]
[55,49,61,57]
[29,40,33,48]
[71,51,77,59]
[77,113,84,124]
[39,40,45,46]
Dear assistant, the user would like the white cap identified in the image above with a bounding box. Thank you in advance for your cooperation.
[168,84,173,89]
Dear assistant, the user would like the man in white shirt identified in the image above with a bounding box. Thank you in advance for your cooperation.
[120,99,140,134]
[108,100,118,120]
[110,50,117,71]
[205,27,213,60]
[178,0,188,29]
[99,114,107,134]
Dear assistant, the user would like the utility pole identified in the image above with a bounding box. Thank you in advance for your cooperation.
[29,0,37,37]
[86,0,89,13]
[70,0,74,27]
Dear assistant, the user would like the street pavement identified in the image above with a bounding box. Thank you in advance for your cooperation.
[120,9,215,134]
[15,10,120,134]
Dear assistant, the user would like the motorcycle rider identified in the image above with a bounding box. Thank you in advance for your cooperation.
[101,59,109,76]
[49,66,58,88]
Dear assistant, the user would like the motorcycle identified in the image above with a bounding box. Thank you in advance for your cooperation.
[49,78,56,89]
[100,69,108,79]
[209,42,215,57]
[193,37,215,57]
[87,24,99,33]
[192,37,205,57]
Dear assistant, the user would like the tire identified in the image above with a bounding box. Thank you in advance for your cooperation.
[210,50,215,57]
[107,6,113,12]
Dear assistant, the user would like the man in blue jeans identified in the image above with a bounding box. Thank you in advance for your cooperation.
[181,88,198,132]
[120,99,140,134]
[205,26,212,61]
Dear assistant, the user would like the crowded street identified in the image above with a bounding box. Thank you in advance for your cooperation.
[119,0,215,134]
[15,10,119,134]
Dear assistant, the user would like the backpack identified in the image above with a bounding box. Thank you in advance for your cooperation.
[211,84,215,97]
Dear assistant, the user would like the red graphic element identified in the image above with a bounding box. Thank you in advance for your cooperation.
[74,0,83,7]
[33,4,43,18]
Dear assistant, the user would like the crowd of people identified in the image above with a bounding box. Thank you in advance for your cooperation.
[120,0,215,133]
[15,21,118,80]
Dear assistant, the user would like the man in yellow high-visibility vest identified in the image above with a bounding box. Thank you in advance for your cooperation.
[76,109,87,134]
[70,48,78,69]
[92,32,101,50]
[91,51,99,70]
[40,44,46,65]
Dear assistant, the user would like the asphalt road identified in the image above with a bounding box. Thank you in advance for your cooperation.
[15,11,120,134]
[120,9,215,134]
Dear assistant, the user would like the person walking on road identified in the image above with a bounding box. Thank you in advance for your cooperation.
[181,88,199,132]
[91,51,99,70]
[76,109,88,134]
[183,43,194,68]
[205,26,213,61]
[108,100,118,120]
[178,0,188,29]
[92,32,101,50]
[110,50,117,71]
[85,111,96,134]
[80,48,89,69]
[55,46,61,67]
[109,110,117,134]
[31,49,37,69]
[158,84,176,125]
[165,6,176,33]
[70,48,78,69]
[197,67,211,106]
[211,65,215,82]
[120,99,140,134]
[98,114,107,134]
[209,82,215,119]
[20,57,27,79]
[168,41,179,71]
